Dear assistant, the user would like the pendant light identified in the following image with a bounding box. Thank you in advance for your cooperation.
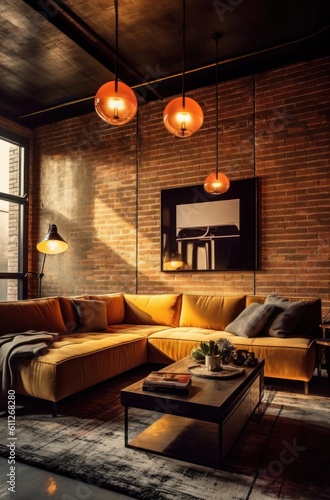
[163,0,204,138]
[204,33,230,195]
[95,0,137,125]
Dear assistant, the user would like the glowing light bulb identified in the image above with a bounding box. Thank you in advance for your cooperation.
[163,97,203,138]
[95,81,137,126]
[204,172,230,195]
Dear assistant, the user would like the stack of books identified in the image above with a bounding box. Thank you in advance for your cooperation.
[142,371,192,394]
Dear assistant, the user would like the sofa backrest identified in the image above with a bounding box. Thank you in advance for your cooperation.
[58,294,125,333]
[1,292,322,337]
[179,294,246,330]
[124,294,182,327]
[246,295,322,337]
[0,297,67,334]
[89,294,125,325]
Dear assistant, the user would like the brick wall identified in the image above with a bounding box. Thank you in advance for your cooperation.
[31,57,330,314]
[30,113,138,297]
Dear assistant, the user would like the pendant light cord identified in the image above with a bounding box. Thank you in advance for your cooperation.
[213,33,221,178]
[253,74,257,295]
[114,0,118,91]
[182,0,186,107]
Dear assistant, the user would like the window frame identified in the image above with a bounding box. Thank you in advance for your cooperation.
[0,127,30,300]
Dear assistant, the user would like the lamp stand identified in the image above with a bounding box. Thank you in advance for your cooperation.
[25,253,47,298]
[37,253,47,299]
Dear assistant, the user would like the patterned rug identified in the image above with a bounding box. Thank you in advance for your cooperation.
[0,370,330,500]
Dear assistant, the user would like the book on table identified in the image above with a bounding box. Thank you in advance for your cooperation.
[142,372,192,392]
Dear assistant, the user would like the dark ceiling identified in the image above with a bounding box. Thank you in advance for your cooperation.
[0,0,329,129]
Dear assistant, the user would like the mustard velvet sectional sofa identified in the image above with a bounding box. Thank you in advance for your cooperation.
[0,292,322,413]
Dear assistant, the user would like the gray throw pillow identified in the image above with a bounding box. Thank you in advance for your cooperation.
[73,299,108,332]
[225,302,277,338]
[264,294,307,337]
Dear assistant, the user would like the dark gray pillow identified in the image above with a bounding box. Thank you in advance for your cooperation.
[73,299,108,332]
[225,302,277,338]
[264,294,307,337]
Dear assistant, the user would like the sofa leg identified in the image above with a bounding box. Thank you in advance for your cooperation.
[52,403,58,417]
[304,382,309,395]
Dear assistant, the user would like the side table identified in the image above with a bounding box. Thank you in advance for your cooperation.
[316,324,330,378]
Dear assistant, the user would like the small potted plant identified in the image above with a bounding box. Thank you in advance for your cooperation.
[216,339,236,364]
[199,340,222,371]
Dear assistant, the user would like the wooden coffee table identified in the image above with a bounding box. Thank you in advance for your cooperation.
[121,356,264,468]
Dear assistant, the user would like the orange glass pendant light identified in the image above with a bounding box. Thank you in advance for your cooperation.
[204,34,230,195]
[95,0,137,125]
[204,171,230,195]
[95,80,137,125]
[163,0,203,138]
[163,96,203,138]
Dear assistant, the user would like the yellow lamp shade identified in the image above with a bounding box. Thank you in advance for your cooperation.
[204,172,230,195]
[95,81,138,125]
[36,224,68,254]
[163,97,204,138]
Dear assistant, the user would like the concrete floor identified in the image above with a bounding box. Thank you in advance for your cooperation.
[0,457,135,500]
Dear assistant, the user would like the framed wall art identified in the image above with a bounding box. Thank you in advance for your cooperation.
[161,177,258,272]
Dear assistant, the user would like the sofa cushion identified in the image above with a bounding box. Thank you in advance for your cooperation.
[225,302,276,338]
[89,294,125,325]
[0,297,66,334]
[264,294,307,337]
[147,328,316,378]
[179,294,246,330]
[16,332,148,402]
[124,294,182,327]
[73,299,108,332]
[58,296,89,333]
[246,295,322,338]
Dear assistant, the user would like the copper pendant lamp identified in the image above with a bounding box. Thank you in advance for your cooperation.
[95,0,137,125]
[163,0,204,138]
[203,33,230,195]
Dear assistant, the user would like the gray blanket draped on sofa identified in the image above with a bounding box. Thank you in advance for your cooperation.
[0,330,58,412]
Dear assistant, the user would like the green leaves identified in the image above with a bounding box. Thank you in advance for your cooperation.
[199,340,219,356]
[216,338,236,363]
[193,339,236,361]
[191,346,205,360]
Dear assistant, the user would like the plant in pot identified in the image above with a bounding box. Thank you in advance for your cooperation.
[191,339,236,369]
[199,340,222,371]
[216,339,236,364]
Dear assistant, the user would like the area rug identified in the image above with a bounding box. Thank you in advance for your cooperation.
[0,372,330,500]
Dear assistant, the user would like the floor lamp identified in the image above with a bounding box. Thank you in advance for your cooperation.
[28,224,68,298]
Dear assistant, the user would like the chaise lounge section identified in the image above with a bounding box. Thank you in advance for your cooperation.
[0,292,322,414]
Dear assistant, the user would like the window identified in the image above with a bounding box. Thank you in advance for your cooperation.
[0,128,29,300]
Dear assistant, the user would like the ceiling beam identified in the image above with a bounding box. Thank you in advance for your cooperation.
[20,0,162,101]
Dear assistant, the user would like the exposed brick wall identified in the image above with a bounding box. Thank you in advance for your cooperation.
[30,113,137,297]
[30,57,330,314]
[137,76,256,296]
[255,59,330,304]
